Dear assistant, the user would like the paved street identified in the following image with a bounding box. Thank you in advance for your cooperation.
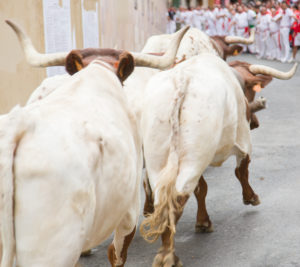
[80,54,300,267]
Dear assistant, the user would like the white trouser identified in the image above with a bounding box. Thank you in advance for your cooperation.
[257,30,269,58]
[248,27,256,54]
[255,31,260,54]
[269,31,281,60]
[280,27,291,62]
[236,27,248,51]
[216,22,225,36]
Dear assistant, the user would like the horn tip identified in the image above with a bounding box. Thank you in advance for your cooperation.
[5,19,12,26]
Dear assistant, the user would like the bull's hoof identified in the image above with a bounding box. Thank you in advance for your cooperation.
[243,194,260,206]
[152,251,183,267]
[195,221,214,233]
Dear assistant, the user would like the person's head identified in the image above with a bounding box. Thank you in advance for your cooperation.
[281,1,288,10]
[271,6,277,15]
[260,6,267,14]
[237,5,243,13]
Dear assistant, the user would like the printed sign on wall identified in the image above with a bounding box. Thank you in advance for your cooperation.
[43,0,73,77]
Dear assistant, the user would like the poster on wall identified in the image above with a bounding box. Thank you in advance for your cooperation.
[81,0,99,48]
[43,0,73,77]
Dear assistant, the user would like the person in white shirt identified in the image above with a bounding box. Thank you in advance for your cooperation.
[166,8,177,34]
[228,8,237,36]
[256,6,271,59]
[273,1,296,62]
[215,5,226,36]
[223,6,231,35]
[247,3,257,53]
[230,5,249,51]
[269,7,281,60]
[185,8,194,27]
[204,6,217,36]
[193,6,203,30]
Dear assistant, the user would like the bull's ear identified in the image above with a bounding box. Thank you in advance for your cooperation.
[229,45,243,56]
[66,50,84,75]
[116,52,134,82]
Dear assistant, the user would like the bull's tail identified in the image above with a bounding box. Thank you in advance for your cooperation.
[140,74,188,244]
[0,106,25,267]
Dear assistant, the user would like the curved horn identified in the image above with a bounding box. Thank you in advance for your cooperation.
[6,19,68,67]
[131,26,190,70]
[249,62,298,80]
[225,28,255,44]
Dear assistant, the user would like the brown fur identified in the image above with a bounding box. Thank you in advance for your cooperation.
[65,48,134,82]
[143,179,154,216]
[229,60,273,102]
[194,176,213,232]
[107,227,136,267]
[211,36,243,60]
[245,100,259,130]
[235,155,260,205]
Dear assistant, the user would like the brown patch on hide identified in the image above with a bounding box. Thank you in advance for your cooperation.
[194,176,213,233]
[65,48,134,82]
[245,100,259,130]
[143,179,154,216]
[229,60,273,102]
[235,155,260,206]
[107,227,136,267]
[211,36,243,60]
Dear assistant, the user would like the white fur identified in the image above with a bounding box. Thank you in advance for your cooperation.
[0,61,142,267]
[141,53,251,199]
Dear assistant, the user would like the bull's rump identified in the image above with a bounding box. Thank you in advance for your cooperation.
[142,54,243,193]
[12,101,139,258]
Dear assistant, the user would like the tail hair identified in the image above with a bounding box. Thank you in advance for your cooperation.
[140,74,187,244]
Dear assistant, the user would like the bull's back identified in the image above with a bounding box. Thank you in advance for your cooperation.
[13,88,141,252]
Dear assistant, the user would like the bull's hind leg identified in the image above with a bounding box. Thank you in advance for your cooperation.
[107,208,138,267]
[143,173,154,216]
[235,154,260,206]
[152,196,188,267]
[194,176,213,233]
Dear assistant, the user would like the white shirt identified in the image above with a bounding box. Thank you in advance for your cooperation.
[257,13,271,31]
[279,8,294,27]
[235,12,249,29]
[247,9,257,26]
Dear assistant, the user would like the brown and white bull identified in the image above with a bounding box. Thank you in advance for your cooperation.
[0,23,189,267]
[139,53,297,266]
[141,27,255,61]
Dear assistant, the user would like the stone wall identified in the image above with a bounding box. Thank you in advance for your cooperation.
[0,0,167,113]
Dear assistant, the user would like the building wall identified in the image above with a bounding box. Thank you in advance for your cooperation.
[0,0,167,114]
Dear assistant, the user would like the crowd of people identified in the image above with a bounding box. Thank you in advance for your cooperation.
[166,1,300,63]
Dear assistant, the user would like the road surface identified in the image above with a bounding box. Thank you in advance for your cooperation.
[80,54,300,267]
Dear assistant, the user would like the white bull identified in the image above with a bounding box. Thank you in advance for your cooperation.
[0,56,143,267]
[0,22,188,266]
[138,53,296,266]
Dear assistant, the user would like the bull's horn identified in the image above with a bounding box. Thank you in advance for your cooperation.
[131,26,190,70]
[225,28,255,44]
[5,19,67,67]
[249,62,298,80]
